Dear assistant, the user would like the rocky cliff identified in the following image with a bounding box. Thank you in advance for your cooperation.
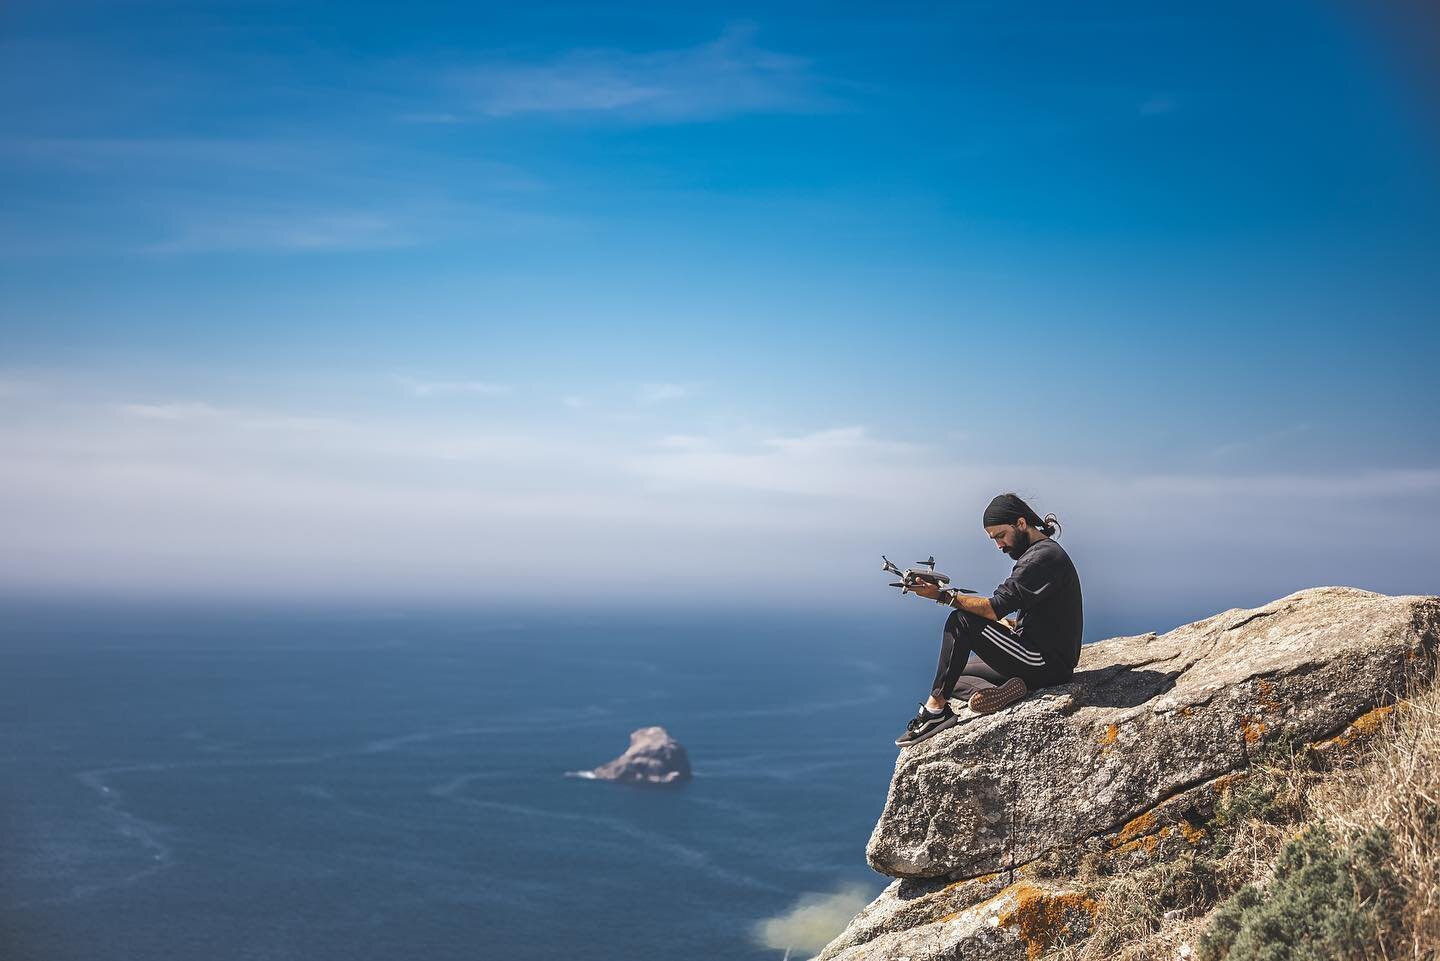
[818,587,1440,961]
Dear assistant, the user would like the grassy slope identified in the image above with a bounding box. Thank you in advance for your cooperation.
[1049,664,1440,961]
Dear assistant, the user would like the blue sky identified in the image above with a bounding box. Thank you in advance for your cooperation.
[2,1,1438,622]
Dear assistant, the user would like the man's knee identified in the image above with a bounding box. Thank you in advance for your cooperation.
[945,608,985,636]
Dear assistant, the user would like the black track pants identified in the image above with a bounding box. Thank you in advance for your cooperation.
[930,609,1056,701]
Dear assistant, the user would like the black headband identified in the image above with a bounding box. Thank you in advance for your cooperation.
[983,493,1042,528]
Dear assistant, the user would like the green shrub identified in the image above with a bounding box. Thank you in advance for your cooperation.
[1207,765,1311,860]
[1195,825,1400,961]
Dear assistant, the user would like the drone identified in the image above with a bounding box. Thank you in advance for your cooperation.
[881,555,978,603]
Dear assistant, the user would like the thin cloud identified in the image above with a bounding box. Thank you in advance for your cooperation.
[0,135,550,257]
[1207,422,1312,460]
[116,401,347,434]
[452,24,821,122]
[6,381,1440,604]
[117,401,228,422]
[145,209,417,254]
[396,376,512,398]
[636,382,697,404]
[631,425,945,499]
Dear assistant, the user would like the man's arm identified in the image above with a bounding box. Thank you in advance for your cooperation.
[948,592,1000,620]
[909,581,1002,620]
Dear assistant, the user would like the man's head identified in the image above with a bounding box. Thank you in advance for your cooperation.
[982,492,1058,560]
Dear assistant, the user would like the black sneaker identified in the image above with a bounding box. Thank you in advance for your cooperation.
[894,702,960,747]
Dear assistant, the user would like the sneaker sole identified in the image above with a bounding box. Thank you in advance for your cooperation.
[968,677,1028,715]
[894,713,960,747]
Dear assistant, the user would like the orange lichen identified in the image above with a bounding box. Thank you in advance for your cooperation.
[1107,803,1208,860]
[1110,834,1160,857]
[1241,718,1267,744]
[1111,809,1158,848]
[1256,679,1283,712]
[1350,704,1396,735]
[1176,820,1207,845]
[941,871,1001,895]
[995,883,1098,959]
[1310,703,1402,751]
[1180,706,1195,717]
[1100,723,1120,745]
[1213,771,1245,794]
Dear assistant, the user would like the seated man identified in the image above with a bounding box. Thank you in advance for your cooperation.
[896,492,1084,747]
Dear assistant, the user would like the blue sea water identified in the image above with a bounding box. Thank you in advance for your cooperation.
[0,601,990,961]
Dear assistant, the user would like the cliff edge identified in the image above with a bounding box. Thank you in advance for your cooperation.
[819,586,1440,961]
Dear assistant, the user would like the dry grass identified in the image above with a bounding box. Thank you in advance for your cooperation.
[1310,679,1440,959]
[1050,659,1440,961]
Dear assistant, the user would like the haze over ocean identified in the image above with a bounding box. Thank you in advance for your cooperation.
[2,2,1438,959]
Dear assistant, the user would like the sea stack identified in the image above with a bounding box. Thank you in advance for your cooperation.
[589,726,693,785]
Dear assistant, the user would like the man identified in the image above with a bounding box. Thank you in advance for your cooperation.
[895,492,1084,747]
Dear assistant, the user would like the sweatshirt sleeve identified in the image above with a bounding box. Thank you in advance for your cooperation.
[989,549,1061,619]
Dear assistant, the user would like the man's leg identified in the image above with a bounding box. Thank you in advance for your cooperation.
[947,653,1009,702]
[926,611,976,709]
[900,611,1050,746]
[930,610,1050,708]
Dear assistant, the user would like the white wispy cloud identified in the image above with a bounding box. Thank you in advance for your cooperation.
[395,376,512,398]
[4,380,1439,606]
[1206,422,1312,460]
[631,425,945,499]
[636,382,698,404]
[451,24,819,122]
[0,134,551,256]
[145,209,418,254]
[117,401,229,422]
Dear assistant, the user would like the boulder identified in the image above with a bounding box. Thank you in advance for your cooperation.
[820,879,1096,961]
[587,726,692,785]
[866,587,1438,880]
[820,587,1438,961]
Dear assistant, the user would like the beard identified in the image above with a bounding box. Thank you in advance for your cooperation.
[1004,527,1034,560]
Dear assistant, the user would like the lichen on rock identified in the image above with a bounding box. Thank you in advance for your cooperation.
[821,587,1438,961]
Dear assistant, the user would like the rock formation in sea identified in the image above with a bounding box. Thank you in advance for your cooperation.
[818,586,1440,961]
[587,726,693,785]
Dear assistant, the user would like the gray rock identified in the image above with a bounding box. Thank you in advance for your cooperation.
[820,879,1096,961]
[588,726,692,785]
[816,873,1010,960]
[820,587,1437,961]
[866,587,1438,880]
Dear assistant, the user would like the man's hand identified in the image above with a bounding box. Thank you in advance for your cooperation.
[908,577,945,601]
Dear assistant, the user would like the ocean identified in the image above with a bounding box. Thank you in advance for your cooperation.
[0,601,993,961]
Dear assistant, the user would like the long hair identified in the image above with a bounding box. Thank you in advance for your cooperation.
[1003,492,1062,537]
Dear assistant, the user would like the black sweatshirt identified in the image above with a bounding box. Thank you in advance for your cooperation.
[988,536,1084,681]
